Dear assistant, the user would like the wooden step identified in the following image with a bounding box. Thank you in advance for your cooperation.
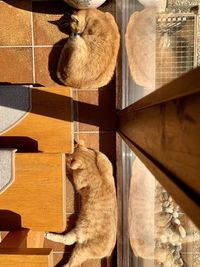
[0,248,53,267]
[0,86,73,153]
[0,153,66,232]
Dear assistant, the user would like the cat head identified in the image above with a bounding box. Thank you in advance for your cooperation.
[66,140,92,171]
[70,11,87,34]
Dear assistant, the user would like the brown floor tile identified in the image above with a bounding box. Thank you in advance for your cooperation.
[53,252,71,266]
[54,253,101,267]
[77,83,116,132]
[78,132,116,166]
[44,237,66,252]
[82,259,102,267]
[0,231,8,242]
[0,1,32,46]
[34,47,63,86]
[0,48,33,83]
[32,1,70,45]
[72,89,79,133]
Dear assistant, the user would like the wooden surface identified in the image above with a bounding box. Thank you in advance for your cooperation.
[0,229,28,248]
[0,248,53,267]
[0,229,44,249]
[0,153,66,231]
[118,67,200,228]
[1,87,73,153]
[27,231,45,248]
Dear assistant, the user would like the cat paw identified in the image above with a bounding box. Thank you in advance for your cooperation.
[44,232,48,239]
[45,232,54,241]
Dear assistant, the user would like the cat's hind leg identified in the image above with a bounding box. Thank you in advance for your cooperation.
[66,244,91,267]
[45,230,77,245]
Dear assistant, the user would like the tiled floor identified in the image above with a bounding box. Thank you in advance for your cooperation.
[0,0,117,266]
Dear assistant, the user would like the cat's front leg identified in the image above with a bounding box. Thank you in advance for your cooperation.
[45,231,77,245]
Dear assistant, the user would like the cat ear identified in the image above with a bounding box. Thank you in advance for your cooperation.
[70,159,84,170]
[71,15,79,24]
[78,140,85,147]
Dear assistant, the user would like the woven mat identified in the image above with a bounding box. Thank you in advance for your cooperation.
[0,149,16,193]
[0,86,31,134]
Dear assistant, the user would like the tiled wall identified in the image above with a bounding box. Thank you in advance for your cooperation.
[0,0,117,266]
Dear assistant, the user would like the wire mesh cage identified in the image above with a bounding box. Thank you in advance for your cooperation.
[156,13,197,88]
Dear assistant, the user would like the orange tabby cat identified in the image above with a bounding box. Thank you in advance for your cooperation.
[57,9,120,89]
[46,140,117,267]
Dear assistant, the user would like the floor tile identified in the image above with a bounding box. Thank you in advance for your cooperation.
[53,252,71,266]
[77,82,116,132]
[0,231,8,242]
[0,48,33,83]
[32,1,70,45]
[34,47,63,86]
[0,0,32,46]
[82,259,102,267]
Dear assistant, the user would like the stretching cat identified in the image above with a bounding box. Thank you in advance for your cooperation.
[46,140,117,267]
[57,9,120,89]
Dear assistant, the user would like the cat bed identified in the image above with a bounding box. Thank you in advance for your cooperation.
[0,149,16,193]
[0,86,31,134]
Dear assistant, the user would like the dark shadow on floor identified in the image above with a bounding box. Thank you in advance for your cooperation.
[0,137,39,152]
[0,210,21,230]
[2,0,76,14]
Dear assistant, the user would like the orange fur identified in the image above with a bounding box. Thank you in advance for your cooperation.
[57,9,120,89]
[46,141,117,267]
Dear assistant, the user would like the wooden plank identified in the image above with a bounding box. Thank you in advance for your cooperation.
[1,87,73,153]
[0,248,53,267]
[27,231,45,248]
[0,153,66,232]
[0,230,28,248]
[118,68,200,229]
[121,67,200,112]
[117,68,200,228]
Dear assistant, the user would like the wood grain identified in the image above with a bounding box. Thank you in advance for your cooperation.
[0,229,28,248]
[118,67,200,228]
[1,87,73,153]
[0,153,66,232]
[0,248,53,267]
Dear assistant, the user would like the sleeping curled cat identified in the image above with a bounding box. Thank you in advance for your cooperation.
[46,141,117,267]
[57,9,120,89]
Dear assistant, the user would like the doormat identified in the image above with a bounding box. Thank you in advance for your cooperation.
[0,149,16,193]
[0,86,32,134]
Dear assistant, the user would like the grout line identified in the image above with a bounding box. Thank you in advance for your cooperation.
[0,45,63,48]
[75,90,80,141]
[30,7,36,84]
[75,131,115,134]
[53,252,70,254]
[73,87,111,91]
